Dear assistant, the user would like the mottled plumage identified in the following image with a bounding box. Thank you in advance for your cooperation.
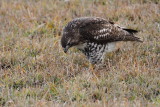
[61,17,142,64]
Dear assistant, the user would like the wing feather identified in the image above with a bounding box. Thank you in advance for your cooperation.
[79,18,141,43]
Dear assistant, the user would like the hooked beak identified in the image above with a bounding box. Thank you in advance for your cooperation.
[63,45,70,53]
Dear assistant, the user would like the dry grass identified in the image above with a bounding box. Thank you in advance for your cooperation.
[0,0,160,106]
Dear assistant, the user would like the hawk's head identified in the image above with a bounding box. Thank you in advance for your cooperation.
[61,28,81,53]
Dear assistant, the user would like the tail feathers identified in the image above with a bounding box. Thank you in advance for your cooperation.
[133,36,143,42]
[123,28,138,34]
[126,35,143,42]
[123,28,142,42]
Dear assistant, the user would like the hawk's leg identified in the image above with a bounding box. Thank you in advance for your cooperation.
[80,42,107,65]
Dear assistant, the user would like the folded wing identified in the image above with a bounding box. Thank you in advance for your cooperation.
[79,18,142,43]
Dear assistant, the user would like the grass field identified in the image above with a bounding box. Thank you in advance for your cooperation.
[0,0,160,106]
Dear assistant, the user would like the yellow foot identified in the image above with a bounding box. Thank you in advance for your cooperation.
[89,63,95,71]
[84,63,102,78]
[88,64,101,79]
[83,62,95,70]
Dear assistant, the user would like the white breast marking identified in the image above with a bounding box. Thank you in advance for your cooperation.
[75,43,87,50]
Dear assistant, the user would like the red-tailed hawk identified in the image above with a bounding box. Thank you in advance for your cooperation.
[61,17,142,64]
